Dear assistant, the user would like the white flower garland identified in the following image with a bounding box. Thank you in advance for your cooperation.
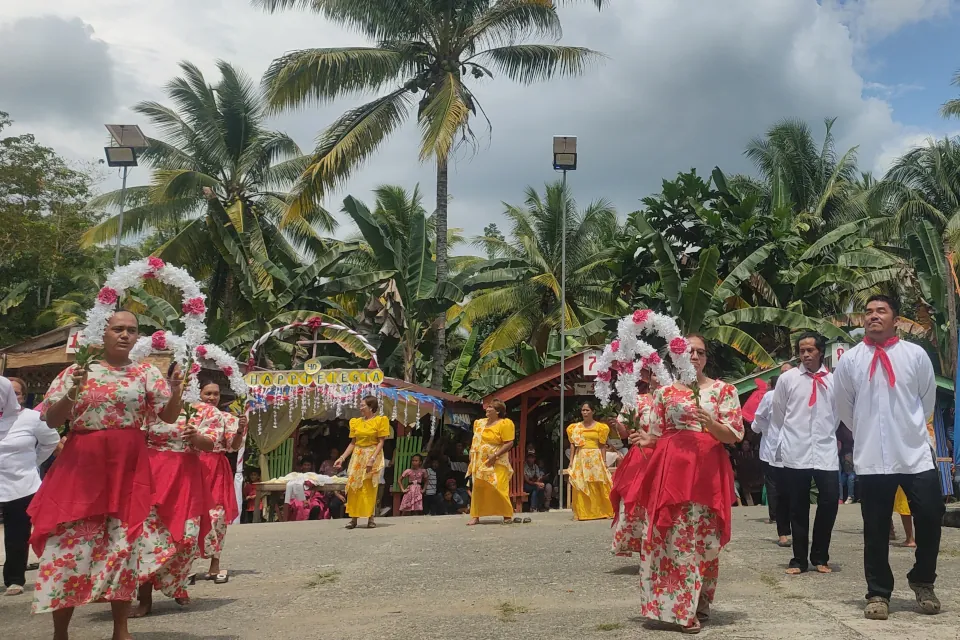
[194,343,248,397]
[80,257,208,350]
[593,309,697,410]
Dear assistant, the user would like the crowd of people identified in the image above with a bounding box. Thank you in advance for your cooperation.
[0,294,951,637]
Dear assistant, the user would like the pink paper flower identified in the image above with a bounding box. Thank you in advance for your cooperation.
[368,359,377,369]
[306,316,324,331]
[147,257,165,271]
[222,366,234,377]
[195,345,208,358]
[150,331,167,350]
[646,352,662,366]
[633,309,651,324]
[622,361,635,374]
[597,370,612,382]
[190,363,201,374]
[611,340,620,352]
[182,297,206,316]
[669,337,689,355]
[96,287,119,305]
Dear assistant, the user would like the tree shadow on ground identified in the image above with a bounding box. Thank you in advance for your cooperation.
[605,565,639,575]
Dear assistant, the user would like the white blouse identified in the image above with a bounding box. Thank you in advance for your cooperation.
[0,408,60,502]
[771,364,840,471]
[834,340,936,475]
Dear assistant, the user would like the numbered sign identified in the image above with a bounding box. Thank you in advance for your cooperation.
[829,343,848,368]
[582,350,601,377]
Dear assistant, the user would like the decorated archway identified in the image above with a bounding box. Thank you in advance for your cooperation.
[243,318,445,475]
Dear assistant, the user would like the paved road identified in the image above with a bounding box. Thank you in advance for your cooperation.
[3,506,960,639]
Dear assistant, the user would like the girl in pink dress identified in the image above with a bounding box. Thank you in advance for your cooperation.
[133,368,218,617]
[195,380,246,584]
[399,455,427,515]
[30,311,183,640]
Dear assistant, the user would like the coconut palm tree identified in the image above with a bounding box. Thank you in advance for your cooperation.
[254,0,605,388]
[82,60,335,322]
[876,136,960,375]
[941,69,960,119]
[744,118,862,233]
[463,180,621,356]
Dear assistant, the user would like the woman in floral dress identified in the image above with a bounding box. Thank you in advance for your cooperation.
[611,370,659,555]
[399,454,428,515]
[619,335,743,634]
[132,369,217,617]
[334,395,390,529]
[30,310,183,640]
[567,402,615,521]
[196,379,245,584]
[466,399,516,525]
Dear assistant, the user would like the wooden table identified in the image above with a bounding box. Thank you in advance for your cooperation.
[253,481,348,523]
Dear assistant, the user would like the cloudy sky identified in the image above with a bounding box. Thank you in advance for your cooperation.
[1,0,958,240]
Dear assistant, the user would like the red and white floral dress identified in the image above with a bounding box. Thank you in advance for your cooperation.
[137,405,216,599]
[30,362,170,613]
[611,392,658,555]
[198,408,241,559]
[615,380,743,629]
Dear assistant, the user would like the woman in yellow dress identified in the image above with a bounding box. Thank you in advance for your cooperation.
[567,401,615,521]
[466,399,516,525]
[334,395,389,529]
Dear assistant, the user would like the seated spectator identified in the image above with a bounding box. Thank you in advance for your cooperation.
[319,448,340,476]
[437,489,463,515]
[299,457,315,474]
[523,453,553,512]
[328,489,347,519]
[444,477,470,513]
[286,480,330,521]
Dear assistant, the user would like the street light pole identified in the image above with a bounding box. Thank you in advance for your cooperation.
[559,168,567,510]
[114,165,128,268]
[552,136,576,510]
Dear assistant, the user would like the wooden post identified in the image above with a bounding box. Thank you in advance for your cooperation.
[519,393,528,458]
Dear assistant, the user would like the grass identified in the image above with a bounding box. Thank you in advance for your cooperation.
[497,601,529,620]
[306,569,341,587]
[596,622,624,631]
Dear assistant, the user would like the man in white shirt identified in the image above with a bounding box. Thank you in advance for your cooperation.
[834,294,943,620]
[751,373,791,547]
[773,332,840,576]
[0,376,60,595]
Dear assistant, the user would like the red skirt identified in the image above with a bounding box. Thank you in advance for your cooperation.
[199,452,239,524]
[28,428,153,555]
[610,445,655,525]
[149,449,213,544]
[622,429,735,547]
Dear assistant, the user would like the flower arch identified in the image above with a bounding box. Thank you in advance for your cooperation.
[246,317,379,370]
[594,309,697,410]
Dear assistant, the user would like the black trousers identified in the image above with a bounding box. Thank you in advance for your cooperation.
[763,462,791,537]
[860,469,944,600]
[783,467,839,570]
[1,494,33,588]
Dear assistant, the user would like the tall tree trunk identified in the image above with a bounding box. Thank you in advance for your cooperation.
[944,244,958,378]
[431,157,449,390]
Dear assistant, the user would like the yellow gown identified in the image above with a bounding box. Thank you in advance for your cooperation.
[898,416,937,516]
[467,418,515,519]
[567,421,614,521]
[346,415,390,518]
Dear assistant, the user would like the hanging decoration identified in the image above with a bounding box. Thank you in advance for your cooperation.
[593,309,697,410]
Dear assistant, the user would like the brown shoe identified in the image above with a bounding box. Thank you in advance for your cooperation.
[864,596,889,620]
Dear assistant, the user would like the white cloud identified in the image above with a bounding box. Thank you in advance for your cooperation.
[873,127,960,176]
[0,0,953,240]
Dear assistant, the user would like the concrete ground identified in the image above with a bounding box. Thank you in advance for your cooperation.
[3,506,960,639]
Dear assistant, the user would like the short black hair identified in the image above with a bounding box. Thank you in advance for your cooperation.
[794,331,826,357]
[866,294,900,317]
[769,375,779,390]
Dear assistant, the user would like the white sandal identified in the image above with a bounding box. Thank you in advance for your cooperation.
[4,585,24,596]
